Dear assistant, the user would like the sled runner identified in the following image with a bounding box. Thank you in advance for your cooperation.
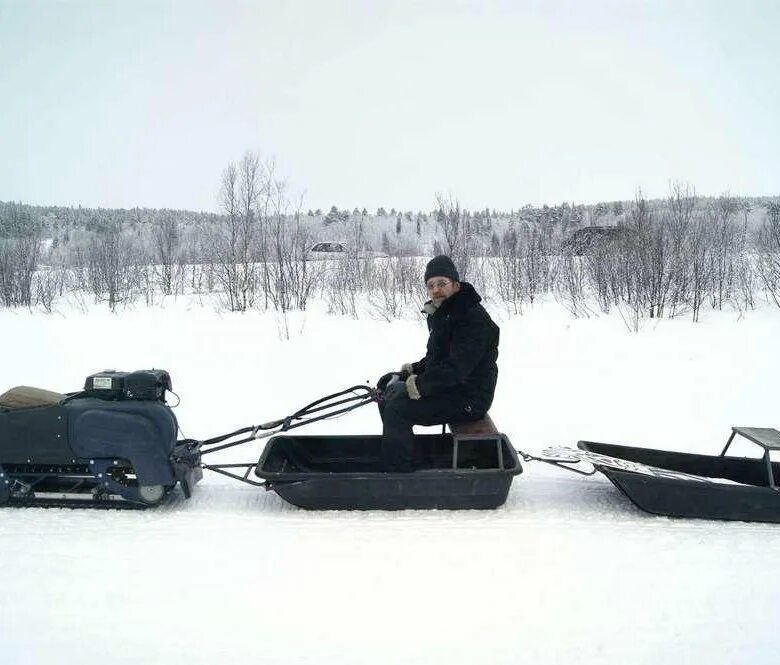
[539,428,780,523]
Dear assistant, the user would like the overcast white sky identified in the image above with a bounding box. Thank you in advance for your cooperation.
[0,0,777,213]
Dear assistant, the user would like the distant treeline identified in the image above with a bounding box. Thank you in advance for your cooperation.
[1,155,779,329]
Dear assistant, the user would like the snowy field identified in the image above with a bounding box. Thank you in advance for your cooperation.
[2,296,780,664]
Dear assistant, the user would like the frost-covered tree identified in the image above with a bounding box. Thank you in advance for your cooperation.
[0,203,42,307]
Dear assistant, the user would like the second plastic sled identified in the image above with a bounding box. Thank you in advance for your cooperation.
[545,427,780,523]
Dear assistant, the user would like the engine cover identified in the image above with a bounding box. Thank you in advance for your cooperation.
[64,398,179,486]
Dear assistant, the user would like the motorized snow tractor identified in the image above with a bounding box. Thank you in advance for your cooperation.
[0,370,201,508]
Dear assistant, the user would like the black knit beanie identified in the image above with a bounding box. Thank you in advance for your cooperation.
[424,255,459,283]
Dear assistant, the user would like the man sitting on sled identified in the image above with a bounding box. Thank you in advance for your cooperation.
[377,255,500,471]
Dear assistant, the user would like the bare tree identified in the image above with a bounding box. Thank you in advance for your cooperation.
[756,204,780,307]
[264,178,321,315]
[663,182,698,317]
[151,212,181,296]
[434,193,472,280]
[687,213,712,323]
[706,195,740,311]
[0,204,42,308]
[556,254,590,318]
[493,226,524,314]
[80,222,140,311]
[34,264,66,313]
[209,152,265,311]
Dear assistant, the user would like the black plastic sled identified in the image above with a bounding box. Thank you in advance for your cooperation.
[553,427,780,523]
[254,432,522,510]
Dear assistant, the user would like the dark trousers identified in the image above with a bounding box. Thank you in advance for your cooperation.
[378,382,482,471]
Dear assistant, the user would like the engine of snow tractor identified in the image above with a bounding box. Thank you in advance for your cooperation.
[0,372,202,508]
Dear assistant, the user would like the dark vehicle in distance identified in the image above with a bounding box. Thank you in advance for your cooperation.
[306,241,387,259]
[562,225,631,256]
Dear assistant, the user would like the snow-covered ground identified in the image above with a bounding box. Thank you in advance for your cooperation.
[2,296,780,664]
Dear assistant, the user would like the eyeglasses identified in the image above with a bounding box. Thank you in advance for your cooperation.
[426,279,452,291]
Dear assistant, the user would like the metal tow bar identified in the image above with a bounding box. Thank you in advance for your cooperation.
[194,385,379,488]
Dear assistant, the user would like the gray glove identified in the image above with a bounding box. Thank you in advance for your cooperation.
[405,374,421,400]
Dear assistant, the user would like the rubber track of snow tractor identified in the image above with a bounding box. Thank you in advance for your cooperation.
[3,496,150,510]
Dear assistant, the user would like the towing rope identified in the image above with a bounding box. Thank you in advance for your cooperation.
[515,448,597,476]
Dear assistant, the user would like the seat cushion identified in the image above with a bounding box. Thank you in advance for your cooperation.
[0,386,66,410]
[449,413,498,435]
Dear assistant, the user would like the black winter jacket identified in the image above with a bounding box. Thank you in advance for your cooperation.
[411,282,499,414]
